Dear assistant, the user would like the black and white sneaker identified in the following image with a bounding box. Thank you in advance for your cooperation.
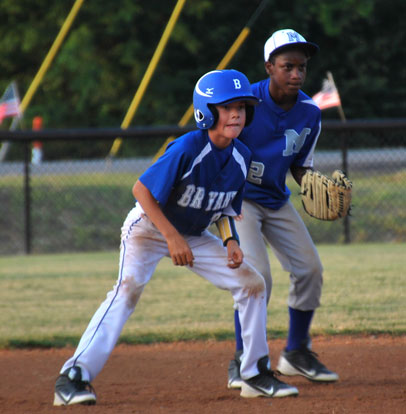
[54,366,97,406]
[240,356,299,398]
[227,350,243,389]
[277,345,339,382]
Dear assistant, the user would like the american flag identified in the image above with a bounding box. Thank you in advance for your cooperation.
[0,82,21,124]
[312,73,341,110]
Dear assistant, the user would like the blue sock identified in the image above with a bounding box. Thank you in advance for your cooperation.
[234,310,243,352]
[286,307,314,351]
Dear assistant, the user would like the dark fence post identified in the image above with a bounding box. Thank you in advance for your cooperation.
[23,141,31,254]
[341,133,350,244]
[0,120,404,254]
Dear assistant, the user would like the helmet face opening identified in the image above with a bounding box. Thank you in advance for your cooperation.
[207,102,255,129]
[193,69,259,129]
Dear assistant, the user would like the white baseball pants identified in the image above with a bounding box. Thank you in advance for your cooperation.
[61,204,269,382]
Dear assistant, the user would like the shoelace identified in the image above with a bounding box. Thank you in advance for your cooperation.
[263,369,285,383]
[73,378,96,395]
[303,347,319,358]
[300,347,325,369]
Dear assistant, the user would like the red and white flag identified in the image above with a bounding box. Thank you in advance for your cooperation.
[0,82,21,124]
[312,73,341,110]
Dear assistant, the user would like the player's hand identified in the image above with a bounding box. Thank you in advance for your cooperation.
[166,233,194,267]
[226,239,243,268]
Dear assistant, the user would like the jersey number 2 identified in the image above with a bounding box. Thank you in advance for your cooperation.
[247,161,265,185]
[247,128,311,185]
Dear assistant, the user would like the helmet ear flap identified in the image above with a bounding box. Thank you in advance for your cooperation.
[207,104,219,128]
[245,105,255,127]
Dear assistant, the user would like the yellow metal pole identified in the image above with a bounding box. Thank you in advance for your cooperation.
[180,27,250,128]
[151,0,269,162]
[20,0,85,114]
[216,27,250,70]
[109,0,187,158]
[152,26,251,162]
[0,0,84,162]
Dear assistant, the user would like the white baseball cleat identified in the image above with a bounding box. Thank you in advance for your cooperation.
[240,356,299,398]
[53,366,96,406]
[277,346,339,382]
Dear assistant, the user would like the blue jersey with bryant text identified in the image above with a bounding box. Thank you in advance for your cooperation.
[139,129,251,236]
[239,78,321,210]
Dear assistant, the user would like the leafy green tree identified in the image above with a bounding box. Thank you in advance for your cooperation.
[0,0,404,158]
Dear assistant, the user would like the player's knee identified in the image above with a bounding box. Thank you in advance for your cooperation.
[307,265,323,291]
[250,275,266,298]
[310,260,323,277]
[238,265,266,298]
[242,259,271,298]
[298,258,323,281]
[120,276,144,308]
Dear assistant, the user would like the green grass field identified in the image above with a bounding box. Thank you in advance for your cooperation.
[0,243,404,349]
[1,168,406,255]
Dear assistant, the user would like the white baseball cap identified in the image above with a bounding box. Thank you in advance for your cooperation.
[264,29,319,61]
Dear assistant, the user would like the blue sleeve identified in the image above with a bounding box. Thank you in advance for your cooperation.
[139,139,188,205]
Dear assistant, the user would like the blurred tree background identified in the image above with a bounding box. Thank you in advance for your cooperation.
[0,0,405,158]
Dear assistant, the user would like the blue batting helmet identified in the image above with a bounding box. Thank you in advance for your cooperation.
[193,69,259,129]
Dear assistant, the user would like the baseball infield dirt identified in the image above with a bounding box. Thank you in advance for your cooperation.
[1,335,405,414]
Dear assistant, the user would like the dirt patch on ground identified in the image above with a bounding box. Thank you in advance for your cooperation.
[1,335,405,414]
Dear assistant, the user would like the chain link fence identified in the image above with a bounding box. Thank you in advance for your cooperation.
[0,121,405,255]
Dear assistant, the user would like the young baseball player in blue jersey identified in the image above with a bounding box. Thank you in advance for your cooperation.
[227,29,339,389]
[53,69,299,406]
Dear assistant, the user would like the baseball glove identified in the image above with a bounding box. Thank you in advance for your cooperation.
[300,169,352,221]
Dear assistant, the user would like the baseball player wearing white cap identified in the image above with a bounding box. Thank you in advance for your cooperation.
[227,29,339,389]
[53,69,299,406]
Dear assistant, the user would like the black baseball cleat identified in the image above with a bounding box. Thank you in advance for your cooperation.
[53,366,96,406]
[277,344,339,382]
[240,356,299,398]
[227,350,243,389]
